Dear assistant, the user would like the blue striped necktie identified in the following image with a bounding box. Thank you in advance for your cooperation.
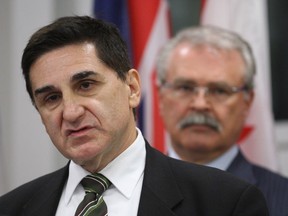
[75,173,111,216]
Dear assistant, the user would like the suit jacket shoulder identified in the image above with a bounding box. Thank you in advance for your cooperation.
[227,151,288,216]
[0,144,269,216]
[138,142,269,216]
[0,164,68,216]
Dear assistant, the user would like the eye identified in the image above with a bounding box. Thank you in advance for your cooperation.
[46,94,60,102]
[209,86,230,96]
[42,93,61,107]
[79,80,95,91]
[176,84,195,93]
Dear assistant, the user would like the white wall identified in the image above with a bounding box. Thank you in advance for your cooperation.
[275,122,288,176]
[0,0,93,195]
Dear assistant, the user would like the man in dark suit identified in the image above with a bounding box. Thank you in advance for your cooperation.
[156,25,288,216]
[0,16,268,216]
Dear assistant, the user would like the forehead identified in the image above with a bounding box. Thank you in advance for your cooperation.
[167,43,246,84]
[29,43,114,90]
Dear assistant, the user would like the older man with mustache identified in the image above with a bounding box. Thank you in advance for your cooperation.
[156,25,288,216]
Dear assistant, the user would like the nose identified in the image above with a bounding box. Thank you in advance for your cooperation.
[62,96,85,123]
[189,87,211,110]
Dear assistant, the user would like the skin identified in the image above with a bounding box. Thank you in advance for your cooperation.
[158,43,254,164]
[30,42,141,173]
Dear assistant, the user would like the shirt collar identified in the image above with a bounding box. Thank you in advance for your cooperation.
[205,145,238,170]
[63,127,146,204]
[64,161,90,205]
[100,128,146,199]
[168,144,238,171]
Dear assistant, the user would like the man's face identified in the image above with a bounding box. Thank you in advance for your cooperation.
[30,43,141,172]
[158,43,253,163]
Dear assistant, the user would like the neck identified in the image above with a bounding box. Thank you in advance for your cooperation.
[168,144,227,165]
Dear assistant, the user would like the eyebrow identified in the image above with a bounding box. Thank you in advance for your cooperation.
[71,70,98,82]
[173,79,197,85]
[34,70,99,97]
[173,78,232,87]
[34,85,56,98]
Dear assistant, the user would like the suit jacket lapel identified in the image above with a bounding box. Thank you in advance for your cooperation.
[227,151,257,185]
[137,142,183,216]
[22,164,69,216]
[20,143,184,216]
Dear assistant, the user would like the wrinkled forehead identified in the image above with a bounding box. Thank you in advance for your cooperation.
[29,43,112,91]
[166,43,246,83]
[173,42,243,60]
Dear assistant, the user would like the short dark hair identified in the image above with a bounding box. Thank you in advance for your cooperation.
[22,16,132,104]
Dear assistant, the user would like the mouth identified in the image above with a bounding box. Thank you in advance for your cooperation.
[66,126,94,137]
[182,123,218,132]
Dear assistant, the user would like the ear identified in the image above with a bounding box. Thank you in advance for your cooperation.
[127,69,141,108]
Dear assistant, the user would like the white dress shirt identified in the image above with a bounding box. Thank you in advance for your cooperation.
[56,128,146,216]
[168,144,239,171]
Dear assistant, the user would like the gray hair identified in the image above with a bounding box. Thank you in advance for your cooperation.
[156,25,256,90]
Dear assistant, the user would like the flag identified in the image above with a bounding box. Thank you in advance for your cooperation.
[94,0,171,152]
[201,0,278,171]
[93,0,131,53]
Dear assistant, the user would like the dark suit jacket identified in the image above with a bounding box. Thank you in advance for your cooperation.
[0,142,268,216]
[227,151,288,216]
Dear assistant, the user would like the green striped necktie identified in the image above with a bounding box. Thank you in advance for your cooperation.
[75,173,111,216]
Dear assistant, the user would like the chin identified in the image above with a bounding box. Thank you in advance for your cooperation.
[181,138,216,150]
[71,155,96,167]
[65,147,98,163]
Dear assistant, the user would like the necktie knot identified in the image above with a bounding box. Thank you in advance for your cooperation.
[75,173,111,216]
[81,173,111,195]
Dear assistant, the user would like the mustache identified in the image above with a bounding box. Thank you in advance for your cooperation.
[177,113,221,132]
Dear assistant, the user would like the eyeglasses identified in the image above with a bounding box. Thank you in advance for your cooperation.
[161,81,249,103]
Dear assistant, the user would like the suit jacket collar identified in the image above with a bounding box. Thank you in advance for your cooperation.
[22,164,69,216]
[20,142,183,216]
[137,141,183,216]
[227,151,257,185]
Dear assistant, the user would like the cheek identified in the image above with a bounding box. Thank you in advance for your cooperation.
[90,92,129,124]
[219,103,247,129]
[160,98,184,126]
[39,111,61,139]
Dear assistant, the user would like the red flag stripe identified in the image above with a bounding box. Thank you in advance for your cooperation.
[128,0,160,68]
[152,70,165,152]
[128,0,170,152]
[200,0,207,17]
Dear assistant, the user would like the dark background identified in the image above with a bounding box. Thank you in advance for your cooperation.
[268,0,288,120]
